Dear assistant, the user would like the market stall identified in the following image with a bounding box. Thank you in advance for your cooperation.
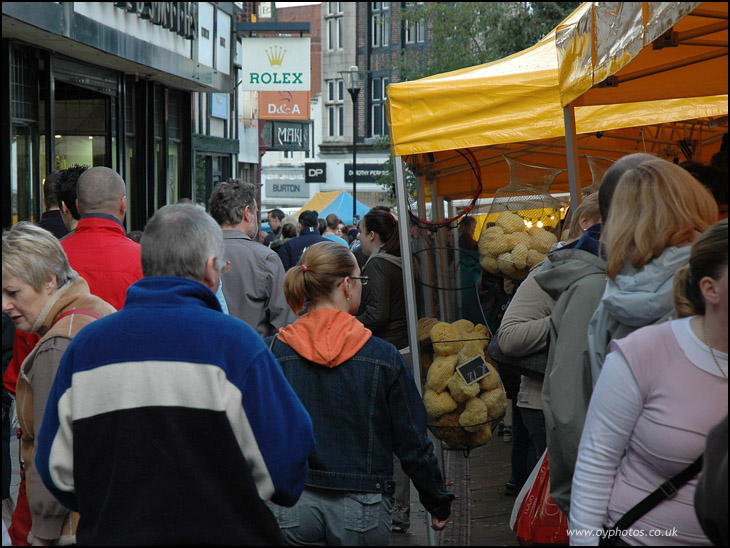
[385,0,728,456]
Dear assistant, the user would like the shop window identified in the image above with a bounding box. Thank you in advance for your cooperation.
[54,81,109,169]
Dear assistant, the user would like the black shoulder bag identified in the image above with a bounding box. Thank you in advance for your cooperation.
[599,454,704,546]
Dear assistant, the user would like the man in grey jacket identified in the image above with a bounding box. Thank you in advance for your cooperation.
[209,180,297,338]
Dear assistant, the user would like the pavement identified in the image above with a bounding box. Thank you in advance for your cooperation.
[7,418,520,547]
[390,433,520,546]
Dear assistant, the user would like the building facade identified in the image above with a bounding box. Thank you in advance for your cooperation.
[259,2,430,215]
[2,2,246,231]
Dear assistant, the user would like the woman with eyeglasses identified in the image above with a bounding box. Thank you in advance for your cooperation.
[265,241,453,546]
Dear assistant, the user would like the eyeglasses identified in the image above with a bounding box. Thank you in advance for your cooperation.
[221,260,231,274]
[350,276,368,286]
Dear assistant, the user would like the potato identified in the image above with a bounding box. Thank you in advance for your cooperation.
[448,372,481,402]
[511,243,529,270]
[424,389,458,421]
[529,227,558,254]
[459,397,490,432]
[426,354,458,393]
[451,319,475,334]
[470,422,493,446]
[495,211,527,234]
[430,322,463,356]
[418,317,440,342]
[479,387,508,418]
[507,231,531,250]
[457,341,485,365]
[480,255,500,274]
[526,249,547,268]
[478,361,501,391]
[498,252,517,277]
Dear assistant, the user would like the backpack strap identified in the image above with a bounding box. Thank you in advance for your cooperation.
[609,454,704,534]
[55,309,103,324]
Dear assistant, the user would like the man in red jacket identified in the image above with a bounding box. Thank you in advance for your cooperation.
[61,167,143,310]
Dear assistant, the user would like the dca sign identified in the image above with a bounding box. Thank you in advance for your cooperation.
[259,91,310,121]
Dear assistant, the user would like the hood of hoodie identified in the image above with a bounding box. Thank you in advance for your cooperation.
[277,308,372,368]
[601,244,691,327]
[364,246,403,269]
[534,248,607,302]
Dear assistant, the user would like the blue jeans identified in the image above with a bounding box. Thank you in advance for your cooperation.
[269,487,395,546]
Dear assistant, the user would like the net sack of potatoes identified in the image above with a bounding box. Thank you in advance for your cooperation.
[418,318,507,450]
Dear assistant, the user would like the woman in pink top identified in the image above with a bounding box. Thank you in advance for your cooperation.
[569,219,728,546]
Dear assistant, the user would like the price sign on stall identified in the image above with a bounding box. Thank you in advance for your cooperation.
[457,356,490,385]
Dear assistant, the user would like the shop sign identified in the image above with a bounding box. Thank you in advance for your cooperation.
[261,121,311,152]
[344,164,390,184]
[259,91,310,121]
[241,37,311,91]
[114,2,197,39]
[265,179,309,198]
[210,93,228,119]
[305,163,327,183]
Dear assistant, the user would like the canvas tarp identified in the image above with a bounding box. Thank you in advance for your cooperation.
[386,2,728,200]
[295,190,370,226]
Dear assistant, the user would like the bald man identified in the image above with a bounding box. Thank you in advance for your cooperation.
[61,167,143,310]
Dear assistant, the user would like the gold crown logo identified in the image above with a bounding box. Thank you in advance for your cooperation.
[265,46,286,68]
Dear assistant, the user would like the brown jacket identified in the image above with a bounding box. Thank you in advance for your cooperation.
[15,277,115,544]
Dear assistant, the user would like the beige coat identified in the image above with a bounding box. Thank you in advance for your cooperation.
[15,277,115,544]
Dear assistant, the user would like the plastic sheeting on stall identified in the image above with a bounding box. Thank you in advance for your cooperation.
[557,2,727,107]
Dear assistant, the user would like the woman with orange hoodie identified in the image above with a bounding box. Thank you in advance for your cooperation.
[265,241,453,546]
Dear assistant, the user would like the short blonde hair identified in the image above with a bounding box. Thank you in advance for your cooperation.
[567,192,600,240]
[602,159,718,280]
[2,222,77,292]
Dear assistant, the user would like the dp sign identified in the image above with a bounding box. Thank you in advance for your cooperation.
[305,163,327,183]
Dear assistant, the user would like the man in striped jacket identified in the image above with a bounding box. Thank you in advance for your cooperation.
[36,203,314,546]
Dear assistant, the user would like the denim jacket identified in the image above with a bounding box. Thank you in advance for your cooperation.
[266,323,454,521]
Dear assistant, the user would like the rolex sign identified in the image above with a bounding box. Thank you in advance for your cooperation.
[241,37,311,91]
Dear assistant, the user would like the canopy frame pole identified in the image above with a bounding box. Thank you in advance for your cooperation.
[417,176,434,318]
[393,155,440,547]
[564,103,581,207]
[395,155,422,394]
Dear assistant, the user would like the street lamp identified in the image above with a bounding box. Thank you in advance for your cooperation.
[341,65,365,225]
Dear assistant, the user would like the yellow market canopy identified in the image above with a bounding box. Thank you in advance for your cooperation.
[386,2,728,200]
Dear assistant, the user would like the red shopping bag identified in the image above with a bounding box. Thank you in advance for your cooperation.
[8,471,31,546]
[513,452,569,546]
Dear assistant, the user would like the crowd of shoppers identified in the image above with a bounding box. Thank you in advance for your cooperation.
[2,150,727,546]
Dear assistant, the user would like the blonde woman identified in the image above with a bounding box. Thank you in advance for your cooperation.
[588,158,719,382]
[570,219,727,545]
[2,223,114,545]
